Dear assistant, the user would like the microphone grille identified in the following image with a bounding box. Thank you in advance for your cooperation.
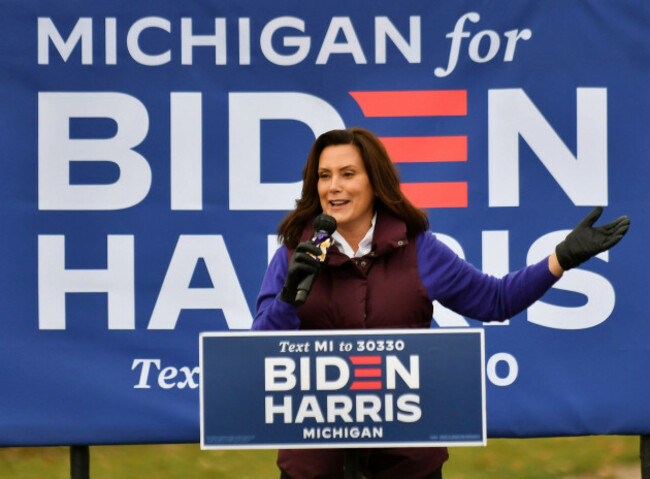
[314,214,337,235]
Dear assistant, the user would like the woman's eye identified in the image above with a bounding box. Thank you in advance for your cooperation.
[343,171,354,177]
[318,173,330,179]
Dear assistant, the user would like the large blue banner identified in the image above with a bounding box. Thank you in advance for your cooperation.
[0,0,648,446]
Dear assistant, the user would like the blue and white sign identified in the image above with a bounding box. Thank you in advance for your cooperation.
[0,0,649,446]
[200,330,486,449]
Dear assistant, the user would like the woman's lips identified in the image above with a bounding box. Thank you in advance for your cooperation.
[329,200,349,210]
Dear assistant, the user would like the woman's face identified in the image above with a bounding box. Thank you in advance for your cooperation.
[317,144,375,239]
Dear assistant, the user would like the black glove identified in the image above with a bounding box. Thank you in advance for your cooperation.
[279,241,323,306]
[555,207,630,270]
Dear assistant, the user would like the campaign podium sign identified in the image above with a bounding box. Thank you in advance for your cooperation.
[200,329,485,449]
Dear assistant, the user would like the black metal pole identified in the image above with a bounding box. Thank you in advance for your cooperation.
[641,436,650,479]
[70,445,90,479]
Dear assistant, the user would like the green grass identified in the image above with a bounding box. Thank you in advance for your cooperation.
[0,436,640,478]
[446,436,640,478]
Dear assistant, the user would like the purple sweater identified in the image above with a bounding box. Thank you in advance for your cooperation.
[252,219,558,331]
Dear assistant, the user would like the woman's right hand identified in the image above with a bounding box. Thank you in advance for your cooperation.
[278,241,323,306]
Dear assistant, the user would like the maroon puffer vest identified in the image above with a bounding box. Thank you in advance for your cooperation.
[294,208,432,330]
[279,209,448,479]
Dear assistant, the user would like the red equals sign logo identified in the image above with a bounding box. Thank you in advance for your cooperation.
[349,355,383,390]
[349,90,468,208]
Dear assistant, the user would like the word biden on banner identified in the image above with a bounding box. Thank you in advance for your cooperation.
[37,89,607,211]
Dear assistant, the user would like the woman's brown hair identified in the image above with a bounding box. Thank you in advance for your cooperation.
[279,127,429,248]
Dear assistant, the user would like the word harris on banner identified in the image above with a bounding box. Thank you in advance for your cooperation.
[200,330,486,449]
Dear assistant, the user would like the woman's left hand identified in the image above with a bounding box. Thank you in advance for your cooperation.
[554,207,630,272]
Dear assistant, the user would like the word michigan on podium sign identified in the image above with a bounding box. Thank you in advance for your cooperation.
[200,329,485,449]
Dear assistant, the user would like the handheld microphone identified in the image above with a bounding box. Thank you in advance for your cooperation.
[295,214,337,305]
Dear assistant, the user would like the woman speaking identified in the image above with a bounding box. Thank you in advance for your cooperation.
[252,127,629,479]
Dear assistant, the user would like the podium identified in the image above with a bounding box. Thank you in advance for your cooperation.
[200,329,485,449]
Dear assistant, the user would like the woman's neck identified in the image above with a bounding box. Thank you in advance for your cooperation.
[337,222,372,254]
